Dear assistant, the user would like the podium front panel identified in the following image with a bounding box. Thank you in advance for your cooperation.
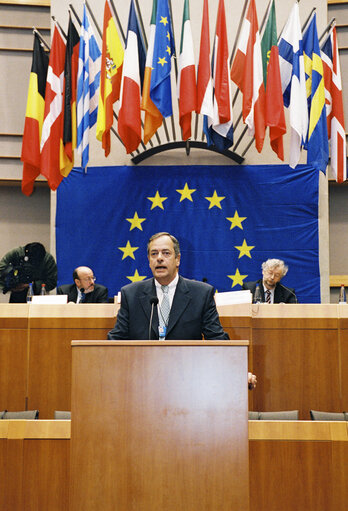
[70,341,249,511]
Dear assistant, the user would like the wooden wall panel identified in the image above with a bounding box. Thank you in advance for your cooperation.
[251,326,341,419]
[0,329,27,411]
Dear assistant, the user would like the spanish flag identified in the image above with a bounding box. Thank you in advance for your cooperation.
[21,33,49,196]
[96,0,124,157]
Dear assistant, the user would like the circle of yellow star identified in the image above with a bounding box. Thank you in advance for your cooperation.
[226,210,247,230]
[126,212,146,231]
[176,183,196,202]
[147,191,167,210]
[127,269,147,283]
[227,269,248,288]
[235,239,255,259]
[118,241,139,260]
[205,190,225,209]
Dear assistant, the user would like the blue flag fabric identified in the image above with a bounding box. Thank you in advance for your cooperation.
[302,13,329,173]
[56,164,320,303]
[150,0,175,117]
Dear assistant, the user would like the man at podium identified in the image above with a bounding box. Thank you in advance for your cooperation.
[108,232,229,341]
[108,232,256,388]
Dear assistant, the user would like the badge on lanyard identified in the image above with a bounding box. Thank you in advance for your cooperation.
[158,325,167,340]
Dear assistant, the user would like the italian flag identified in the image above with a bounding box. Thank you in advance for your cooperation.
[177,0,196,140]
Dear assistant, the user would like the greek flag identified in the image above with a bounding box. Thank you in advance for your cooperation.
[76,4,101,169]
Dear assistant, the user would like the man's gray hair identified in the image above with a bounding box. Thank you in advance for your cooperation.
[262,258,288,277]
[147,232,181,257]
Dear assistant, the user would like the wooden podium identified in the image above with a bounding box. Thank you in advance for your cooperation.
[70,340,249,511]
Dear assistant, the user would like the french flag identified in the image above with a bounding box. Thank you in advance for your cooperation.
[118,0,146,153]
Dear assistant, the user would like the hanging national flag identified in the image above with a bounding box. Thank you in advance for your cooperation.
[196,0,213,120]
[40,24,66,191]
[76,3,101,170]
[62,14,80,175]
[231,0,265,152]
[118,0,146,153]
[206,0,233,150]
[177,0,196,140]
[278,2,308,168]
[260,0,286,160]
[321,25,346,182]
[21,33,49,196]
[150,0,175,118]
[96,0,124,157]
[141,0,163,144]
[302,13,329,173]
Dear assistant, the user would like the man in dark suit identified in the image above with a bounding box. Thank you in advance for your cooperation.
[57,266,108,303]
[243,258,297,303]
[108,232,256,388]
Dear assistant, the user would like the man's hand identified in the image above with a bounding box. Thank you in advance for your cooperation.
[248,372,257,389]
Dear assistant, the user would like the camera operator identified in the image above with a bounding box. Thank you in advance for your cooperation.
[0,242,57,303]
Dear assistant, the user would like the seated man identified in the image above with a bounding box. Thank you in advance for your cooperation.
[243,258,297,303]
[107,231,257,388]
[0,242,57,303]
[57,266,108,303]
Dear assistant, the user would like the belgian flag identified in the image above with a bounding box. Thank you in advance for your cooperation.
[21,33,49,196]
[62,14,80,173]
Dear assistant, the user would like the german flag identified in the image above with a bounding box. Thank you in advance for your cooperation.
[62,14,80,174]
[21,33,49,196]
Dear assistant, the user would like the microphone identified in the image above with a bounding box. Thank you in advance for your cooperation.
[279,283,298,304]
[149,296,159,339]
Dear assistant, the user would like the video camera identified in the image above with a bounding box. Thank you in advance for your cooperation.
[1,261,34,294]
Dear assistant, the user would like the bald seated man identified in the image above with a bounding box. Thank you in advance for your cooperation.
[57,266,108,303]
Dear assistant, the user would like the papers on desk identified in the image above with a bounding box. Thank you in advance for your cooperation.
[214,290,252,306]
[31,295,68,304]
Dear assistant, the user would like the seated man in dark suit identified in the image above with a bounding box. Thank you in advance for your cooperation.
[57,266,108,303]
[107,232,257,388]
[243,258,297,303]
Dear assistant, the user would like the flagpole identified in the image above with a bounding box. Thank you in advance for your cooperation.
[319,18,335,44]
[51,16,67,40]
[32,27,50,52]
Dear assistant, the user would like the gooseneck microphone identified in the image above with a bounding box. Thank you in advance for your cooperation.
[149,296,159,339]
[279,283,298,303]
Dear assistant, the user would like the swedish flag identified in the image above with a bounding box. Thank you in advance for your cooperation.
[302,13,329,173]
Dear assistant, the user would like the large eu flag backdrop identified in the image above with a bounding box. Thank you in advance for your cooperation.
[56,164,320,303]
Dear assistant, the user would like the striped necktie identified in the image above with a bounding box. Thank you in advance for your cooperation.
[266,289,271,304]
[160,285,170,326]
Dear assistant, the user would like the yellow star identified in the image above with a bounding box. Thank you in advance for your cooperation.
[226,210,247,230]
[126,212,146,231]
[176,183,196,202]
[166,31,170,40]
[147,191,167,210]
[160,16,168,26]
[118,241,139,260]
[227,269,248,288]
[235,239,255,259]
[205,190,225,209]
[127,269,147,283]
[166,45,171,55]
[158,56,167,67]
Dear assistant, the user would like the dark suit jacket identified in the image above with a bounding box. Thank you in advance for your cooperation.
[107,276,229,340]
[242,279,297,303]
[57,283,108,303]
